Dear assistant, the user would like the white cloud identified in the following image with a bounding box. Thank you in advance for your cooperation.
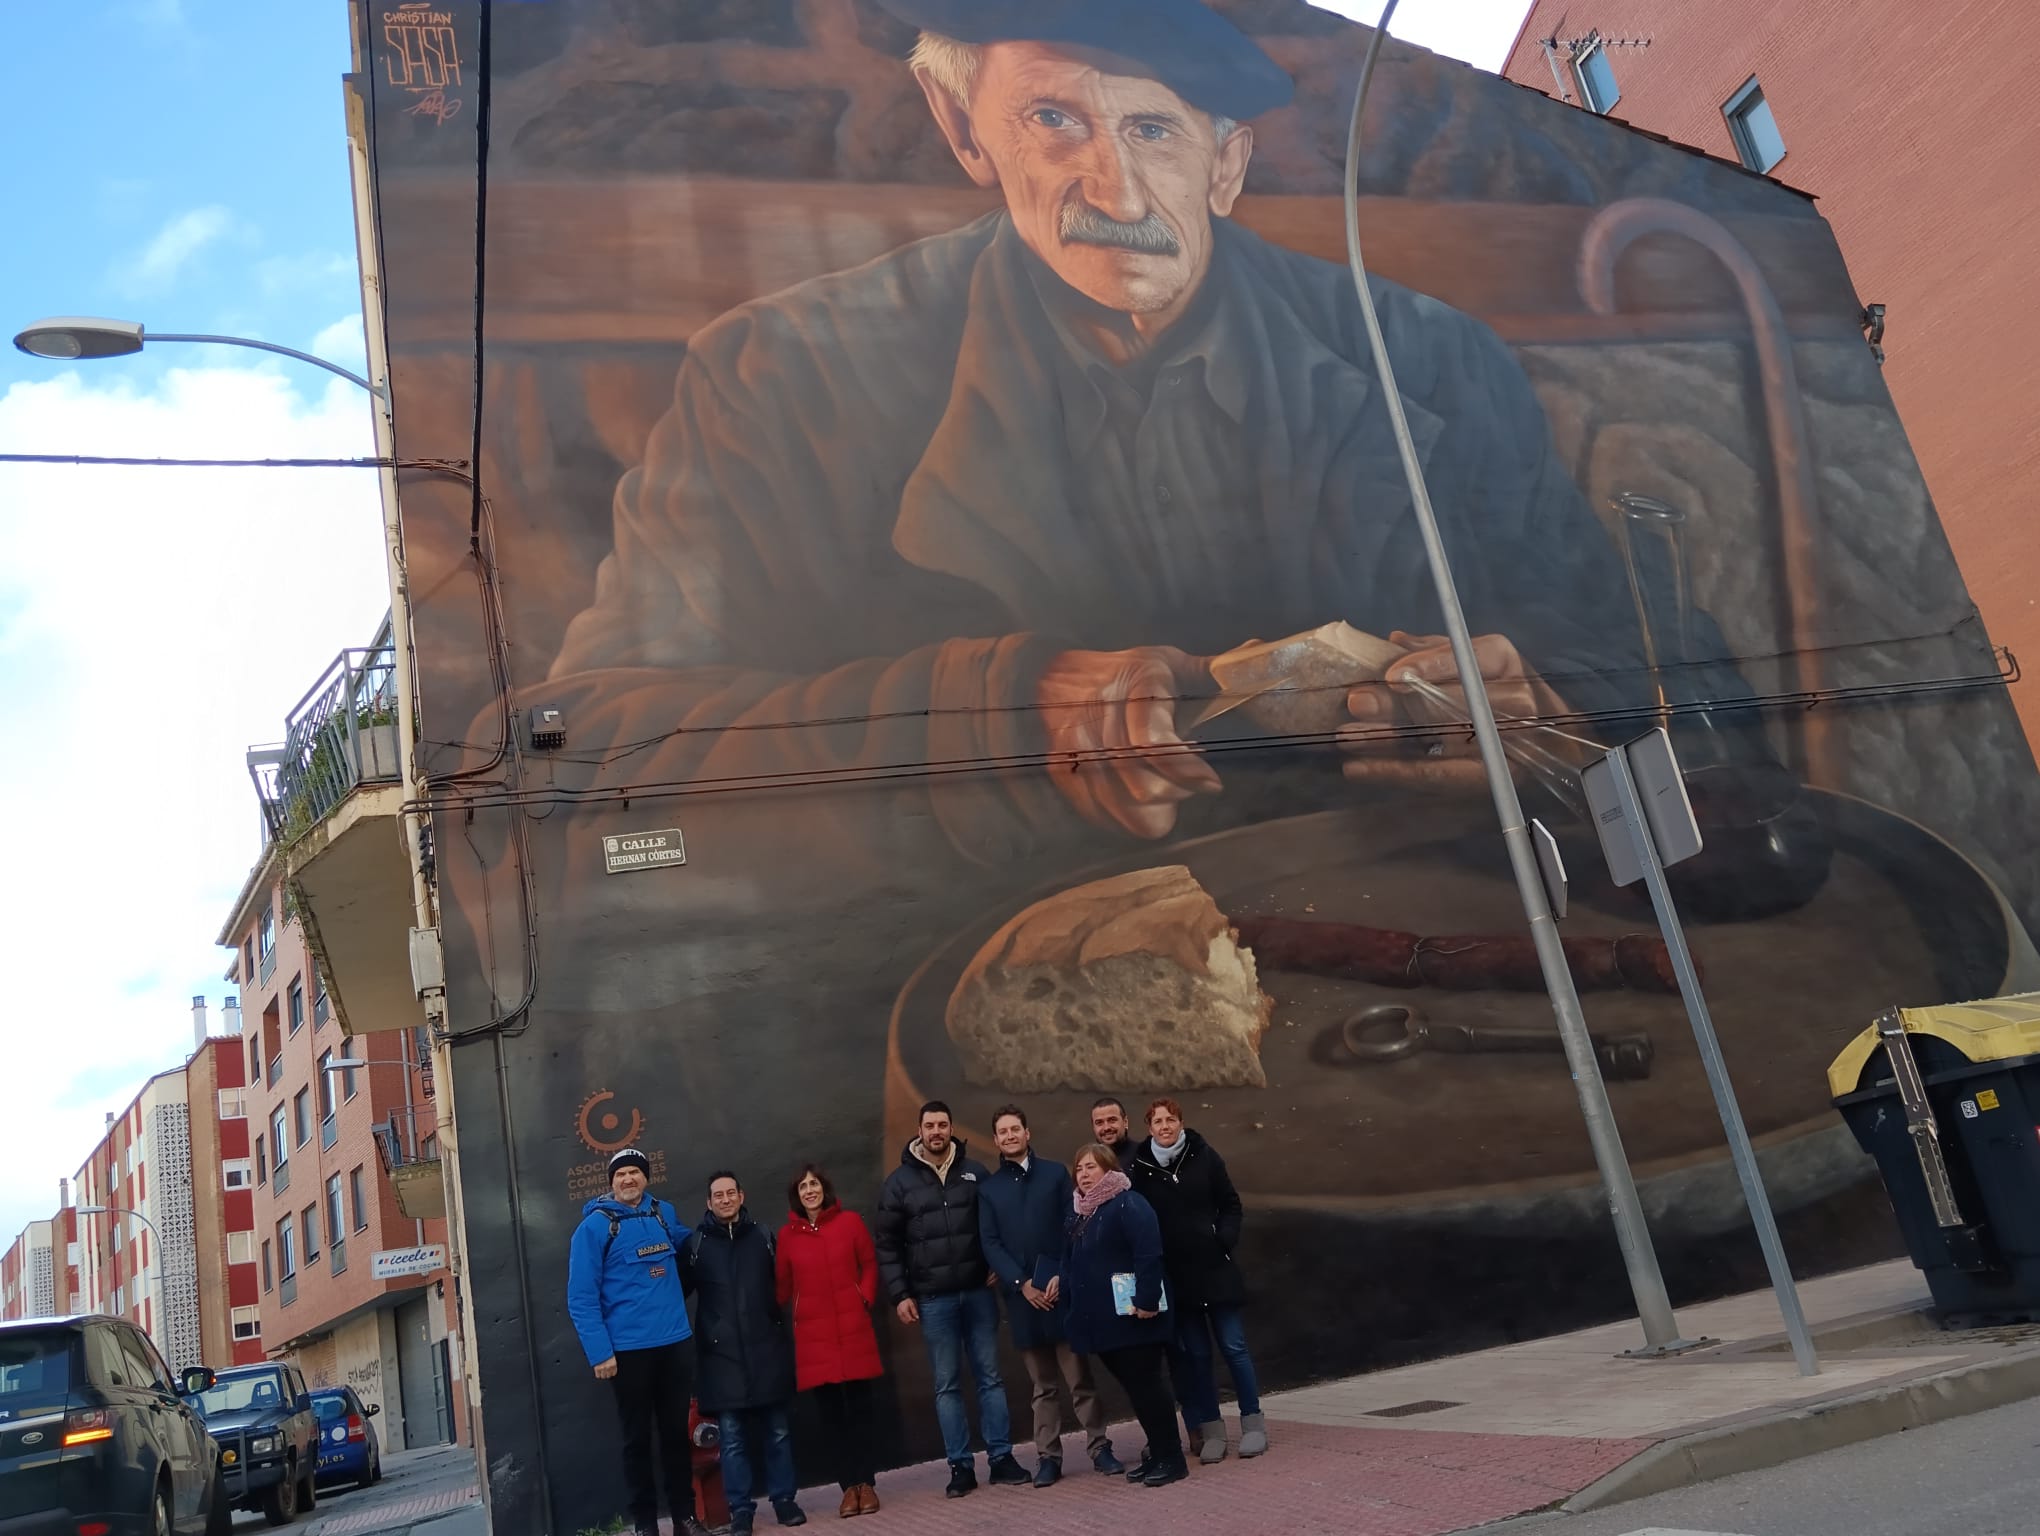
[113,205,238,295]
[1311,0,1532,71]
[0,364,391,1239]
[310,314,369,381]
[257,252,358,301]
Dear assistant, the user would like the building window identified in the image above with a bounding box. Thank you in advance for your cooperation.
[313,971,329,1027]
[277,1219,296,1279]
[301,1206,320,1263]
[420,1133,438,1162]
[243,938,256,983]
[338,1039,360,1102]
[257,907,275,962]
[292,1088,311,1148]
[248,1038,260,1082]
[271,1108,289,1167]
[231,1306,261,1341]
[326,1174,346,1249]
[223,1158,253,1190]
[1723,76,1786,172]
[287,979,305,1035]
[349,1166,368,1232]
[254,1136,267,1185]
[1572,35,1620,114]
[227,1231,255,1266]
[262,1239,274,1292]
[317,1051,335,1120]
[218,1088,245,1120]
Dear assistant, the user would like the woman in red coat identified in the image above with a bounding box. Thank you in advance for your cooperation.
[776,1164,884,1518]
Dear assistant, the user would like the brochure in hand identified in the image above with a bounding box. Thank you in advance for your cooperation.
[1112,1273,1168,1315]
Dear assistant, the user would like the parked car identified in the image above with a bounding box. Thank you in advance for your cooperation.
[0,1313,227,1536]
[182,1362,318,1525]
[307,1387,382,1491]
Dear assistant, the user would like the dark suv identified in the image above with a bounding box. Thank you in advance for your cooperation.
[0,1314,225,1536]
[182,1365,317,1526]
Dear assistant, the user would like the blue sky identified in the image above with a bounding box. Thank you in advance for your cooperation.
[0,0,1529,1247]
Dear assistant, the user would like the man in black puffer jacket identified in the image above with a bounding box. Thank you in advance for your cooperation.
[684,1172,805,1535]
[873,1101,1029,1499]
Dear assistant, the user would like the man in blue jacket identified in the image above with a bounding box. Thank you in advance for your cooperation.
[567,1147,711,1536]
[979,1106,1120,1485]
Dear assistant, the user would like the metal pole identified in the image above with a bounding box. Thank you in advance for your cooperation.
[1346,2,1683,1349]
[1602,748,1820,1375]
[144,332,383,398]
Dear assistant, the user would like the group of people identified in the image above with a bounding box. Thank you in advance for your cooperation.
[566,1096,1264,1534]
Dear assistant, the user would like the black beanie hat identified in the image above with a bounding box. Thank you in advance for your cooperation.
[608,1147,652,1180]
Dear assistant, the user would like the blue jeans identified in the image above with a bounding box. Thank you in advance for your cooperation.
[1169,1304,1262,1426]
[717,1404,796,1519]
[918,1287,1012,1464]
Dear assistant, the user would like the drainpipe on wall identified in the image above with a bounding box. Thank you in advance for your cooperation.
[341,56,484,1470]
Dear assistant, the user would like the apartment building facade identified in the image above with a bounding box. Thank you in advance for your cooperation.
[0,1217,61,1320]
[1500,0,2040,744]
[219,853,463,1451]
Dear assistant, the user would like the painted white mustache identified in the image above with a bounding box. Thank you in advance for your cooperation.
[1057,199,1181,255]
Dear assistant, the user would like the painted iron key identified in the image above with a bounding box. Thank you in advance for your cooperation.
[1339,1002,1655,1081]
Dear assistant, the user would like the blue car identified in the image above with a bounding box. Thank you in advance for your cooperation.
[306,1389,382,1492]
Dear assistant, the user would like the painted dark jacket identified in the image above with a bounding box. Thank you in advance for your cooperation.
[533,212,1745,880]
[873,1138,992,1302]
[565,1195,693,1368]
[682,1206,795,1412]
[1058,1187,1171,1357]
[1130,1129,1248,1310]
[978,1155,1076,1352]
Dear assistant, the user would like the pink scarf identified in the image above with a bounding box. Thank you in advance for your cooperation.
[1073,1169,1131,1219]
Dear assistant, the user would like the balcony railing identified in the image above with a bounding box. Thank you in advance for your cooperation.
[258,947,277,985]
[280,1273,296,1307]
[313,992,330,1027]
[248,618,402,847]
[330,1241,347,1277]
[273,1160,290,1196]
[320,1116,337,1152]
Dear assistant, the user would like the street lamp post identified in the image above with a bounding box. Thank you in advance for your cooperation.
[12,317,384,399]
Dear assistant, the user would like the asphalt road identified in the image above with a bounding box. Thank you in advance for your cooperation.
[230,1441,480,1536]
[1471,1397,2040,1536]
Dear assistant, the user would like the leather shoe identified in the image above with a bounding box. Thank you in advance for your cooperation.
[945,1461,977,1498]
[773,1499,808,1527]
[856,1485,880,1516]
[1142,1454,1191,1488]
[987,1453,1031,1487]
[1033,1458,1061,1488]
[1092,1445,1124,1477]
[1124,1450,1154,1483]
[837,1488,860,1519]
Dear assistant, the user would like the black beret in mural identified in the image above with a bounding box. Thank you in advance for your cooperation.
[874,0,1296,122]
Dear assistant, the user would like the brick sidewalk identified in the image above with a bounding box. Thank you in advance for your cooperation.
[748,1420,1649,1536]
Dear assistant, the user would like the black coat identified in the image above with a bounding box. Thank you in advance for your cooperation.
[1059,1188,1171,1357]
[1128,1130,1247,1310]
[873,1138,992,1302]
[977,1156,1075,1351]
[683,1209,795,1412]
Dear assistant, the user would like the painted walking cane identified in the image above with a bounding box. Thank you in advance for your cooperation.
[1576,198,1835,787]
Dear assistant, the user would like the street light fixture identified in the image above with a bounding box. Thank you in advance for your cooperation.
[12,315,384,399]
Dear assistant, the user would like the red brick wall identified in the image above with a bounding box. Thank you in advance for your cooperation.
[1502,0,2040,742]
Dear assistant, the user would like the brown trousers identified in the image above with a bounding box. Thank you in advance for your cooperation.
[1020,1341,1110,1461]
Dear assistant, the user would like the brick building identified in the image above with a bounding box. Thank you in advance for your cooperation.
[219,852,464,1450]
[0,1211,65,1320]
[1500,0,2040,742]
[63,1011,259,1367]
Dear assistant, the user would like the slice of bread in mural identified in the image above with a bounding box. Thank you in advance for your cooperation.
[1209,622,1406,735]
[946,865,1273,1092]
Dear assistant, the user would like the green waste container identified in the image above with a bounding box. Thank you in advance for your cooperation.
[1830,992,2040,1322]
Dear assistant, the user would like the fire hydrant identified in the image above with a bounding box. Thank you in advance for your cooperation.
[689,1400,728,1529]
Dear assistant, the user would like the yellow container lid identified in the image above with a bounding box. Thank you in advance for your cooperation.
[1828,991,2040,1098]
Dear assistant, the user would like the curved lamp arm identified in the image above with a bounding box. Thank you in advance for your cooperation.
[149,332,383,399]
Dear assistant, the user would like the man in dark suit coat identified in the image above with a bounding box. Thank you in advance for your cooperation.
[978,1106,1121,1484]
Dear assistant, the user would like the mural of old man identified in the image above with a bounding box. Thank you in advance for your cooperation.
[529,0,1750,871]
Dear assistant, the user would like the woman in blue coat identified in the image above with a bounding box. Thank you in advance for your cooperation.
[1059,1143,1187,1488]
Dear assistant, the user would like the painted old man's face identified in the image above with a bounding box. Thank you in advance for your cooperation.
[921,41,1253,330]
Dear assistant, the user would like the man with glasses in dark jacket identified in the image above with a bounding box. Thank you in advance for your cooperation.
[979,1105,1121,1485]
[684,1172,806,1533]
[874,1101,1030,1498]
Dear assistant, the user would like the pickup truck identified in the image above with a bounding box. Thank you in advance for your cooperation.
[182,1363,320,1525]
